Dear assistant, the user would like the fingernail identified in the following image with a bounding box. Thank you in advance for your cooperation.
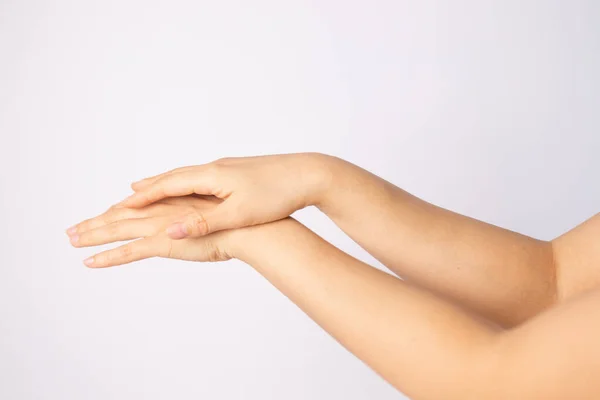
[70,234,80,246]
[83,257,95,267]
[66,226,77,235]
[166,223,188,239]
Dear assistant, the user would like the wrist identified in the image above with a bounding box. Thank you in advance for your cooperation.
[300,152,342,208]
[220,226,249,261]
[221,218,298,262]
[220,222,273,262]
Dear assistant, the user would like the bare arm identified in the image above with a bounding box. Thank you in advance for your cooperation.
[121,153,558,327]
[552,213,600,300]
[227,217,600,399]
[70,196,600,398]
[315,156,556,327]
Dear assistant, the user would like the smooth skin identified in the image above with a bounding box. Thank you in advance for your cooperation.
[68,153,600,399]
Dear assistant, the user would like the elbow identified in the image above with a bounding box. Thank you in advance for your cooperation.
[549,239,565,303]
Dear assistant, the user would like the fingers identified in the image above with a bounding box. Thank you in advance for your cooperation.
[131,166,196,191]
[120,170,220,209]
[83,236,166,268]
[70,217,163,248]
[157,194,222,207]
[67,203,168,235]
[69,207,146,234]
[165,204,236,239]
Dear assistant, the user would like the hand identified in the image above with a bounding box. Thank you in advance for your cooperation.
[66,196,235,268]
[117,153,335,239]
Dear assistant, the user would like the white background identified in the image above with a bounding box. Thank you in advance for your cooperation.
[1,1,599,399]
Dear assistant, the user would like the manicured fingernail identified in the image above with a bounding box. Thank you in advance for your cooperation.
[70,234,79,245]
[66,226,77,235]
[83,257,95,267]
[166,223,188,239]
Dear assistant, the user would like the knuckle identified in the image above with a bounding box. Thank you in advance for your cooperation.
[80,217,96,230]
[99,252,112,265]
[188,212,209,235]
[214,157,233,165]
[205,162,223,176]
[106,221,121,238]
[98,214,112,227]
[104,249,116,262]
[202,166,223,192]
[119,244,134,259]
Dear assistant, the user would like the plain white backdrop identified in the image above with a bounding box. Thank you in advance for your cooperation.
[1,1,599,399]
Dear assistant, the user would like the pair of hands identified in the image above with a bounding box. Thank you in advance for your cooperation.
[66,153,336,268]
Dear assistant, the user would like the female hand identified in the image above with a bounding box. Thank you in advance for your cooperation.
[66,196,236,268]
[118,153,335,240]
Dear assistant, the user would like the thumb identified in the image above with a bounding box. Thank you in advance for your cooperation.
[165,206,235,239]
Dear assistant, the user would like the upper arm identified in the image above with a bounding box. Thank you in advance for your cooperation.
[485,212,600,398]
[552,213,600,301]
[488,287,600,399]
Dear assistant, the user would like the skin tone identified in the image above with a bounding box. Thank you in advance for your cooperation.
[68,153,600,399]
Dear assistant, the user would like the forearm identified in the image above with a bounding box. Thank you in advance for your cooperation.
[312,155,557,327]
[120,152,555,326]
[227,218,501,399]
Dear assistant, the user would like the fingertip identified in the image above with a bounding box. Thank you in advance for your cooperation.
[130,180,144,191]
[83,257,95,268]
[69,234,80,247]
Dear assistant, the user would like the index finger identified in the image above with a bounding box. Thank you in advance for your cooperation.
[119,170,218,208]
[131,165,196,191]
